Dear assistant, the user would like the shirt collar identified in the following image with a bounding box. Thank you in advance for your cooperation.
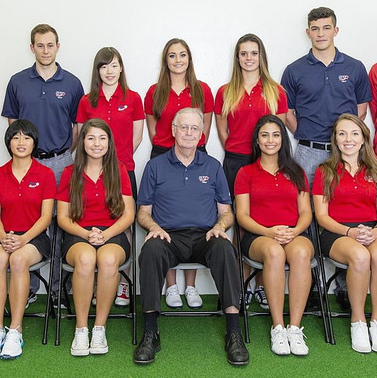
[99,83,123,98]
[30,62,64,81]
[167,147,204,166]
[307,47,344,65]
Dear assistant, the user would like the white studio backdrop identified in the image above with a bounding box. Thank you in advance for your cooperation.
[1,0,376,293]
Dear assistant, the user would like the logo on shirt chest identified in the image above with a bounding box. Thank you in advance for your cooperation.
[199,176,209,184]
[338,75,349,83]
[118,105,128,111]
[55,91,66,99]
[29,181,40,188]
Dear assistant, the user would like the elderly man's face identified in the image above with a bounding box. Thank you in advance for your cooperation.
[172,112,203,150]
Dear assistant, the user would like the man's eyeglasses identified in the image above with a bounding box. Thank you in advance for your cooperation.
[173,124,202,134]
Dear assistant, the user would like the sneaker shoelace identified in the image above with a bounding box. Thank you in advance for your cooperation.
[272,327,287,345]
[289,327,307,345]
[186,287,199,297]
[92,327,105,345]
[167,285,179,297]
[117,283,127,297]
[256,286,267,303]
[73,328,88,348]
[3,327,21,345]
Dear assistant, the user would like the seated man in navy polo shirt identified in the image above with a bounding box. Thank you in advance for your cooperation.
[134,108,249,366]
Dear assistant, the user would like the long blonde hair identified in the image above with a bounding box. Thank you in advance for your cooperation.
[222,33,281,117]
[321,113,377,199]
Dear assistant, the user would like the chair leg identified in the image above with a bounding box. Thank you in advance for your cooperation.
[55,258,64,346]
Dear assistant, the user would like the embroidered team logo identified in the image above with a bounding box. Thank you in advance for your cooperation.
[199,176,209,184]
[55,91,66,99]
[29,181,40,188]
[338,75,349,83]
[118,105,128,111]
[365,175,374,183]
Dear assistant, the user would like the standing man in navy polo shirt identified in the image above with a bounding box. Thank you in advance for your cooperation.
[281,7,372,311]
[134,108,249,366]
[2,24,84,305]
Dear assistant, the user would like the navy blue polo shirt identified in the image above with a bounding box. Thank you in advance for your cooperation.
[138,148,231,229]
[2,63,84,153]
[281,48,371,142]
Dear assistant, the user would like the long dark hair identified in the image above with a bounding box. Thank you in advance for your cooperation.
[152,38,204,119]
[251,115,306,192]
[69,118,125,221]
[4,119,39,157]
[88,47,129,108]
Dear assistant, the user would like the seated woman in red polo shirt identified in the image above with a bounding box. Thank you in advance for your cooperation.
[313,113,377,354]
[0,120,55,359]
[235,115,313,356]
[56,118,134,357]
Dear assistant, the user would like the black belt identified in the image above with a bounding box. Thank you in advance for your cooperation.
[298,140,331,151]
[36,148,69,159]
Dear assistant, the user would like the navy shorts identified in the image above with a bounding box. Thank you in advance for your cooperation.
[12,231,51,259]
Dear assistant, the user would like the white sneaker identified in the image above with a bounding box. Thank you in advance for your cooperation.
[90,326,108,355]
[370,320,377,352]
[165,284,182,308]
[0,327,5,349]
[115,282,130,307]
[185,286,203,308]
[351,320,371,353]
[71,327,89,356]
[287,325,309,356]
[0,328,23,359]
[254,285,269,310]
[270,324,290,355]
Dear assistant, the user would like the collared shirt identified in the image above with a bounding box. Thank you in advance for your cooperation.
[0,159,56,231]
[369,63,377,153]
[234,159,309,227]
[56,163,132,227]
[77,84,144,171]
[144,81,214,148]
[214,80,288,154]
[137,148,231,229]
[312,164,377,223]
[2,63,84,153]
[281,48,372,142]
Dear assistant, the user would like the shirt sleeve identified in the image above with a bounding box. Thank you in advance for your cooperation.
[76,95,89,124]
[144,85,155,116]
[1,77,19,119]
[369,64,377,130]
[42,167,57,199]
[354,61,372,105]
[131,91,146,121]
[280,65,296,110]
[119,164,133,196]
[214,85,225,115]
[276,85,288,114]
[215,163,232,204]
[137,162,156,205]
[234,166,249,196]
[201,82,214,113]
[56,166,72,202]
[311,167,325,195]
[70,79,85,124]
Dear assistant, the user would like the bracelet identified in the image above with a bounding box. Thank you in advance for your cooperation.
[217,221,227,231]
[346,227,351,236]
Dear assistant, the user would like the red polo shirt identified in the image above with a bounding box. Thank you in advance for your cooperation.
[312,164,377,222]
[0,159,56,232]
[234,159,308,227]
[214,81,288,154]
[77,84,144,171]
[144,81,214,148]
[56,163,132,227]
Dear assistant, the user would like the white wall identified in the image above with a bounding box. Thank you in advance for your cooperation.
[1,0,377,294]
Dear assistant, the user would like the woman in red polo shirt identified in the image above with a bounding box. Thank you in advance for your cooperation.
[0,120,55,359]
[145,38,214,308]
[77,47,144,307]
[57,119,134,357]
[235,115,313,356]
[313,113,377,354]
[216,34,288,310]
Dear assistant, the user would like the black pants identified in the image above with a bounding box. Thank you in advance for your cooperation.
[138,228,241,313]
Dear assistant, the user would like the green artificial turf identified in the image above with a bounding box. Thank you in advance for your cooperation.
[0,295,376,378]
